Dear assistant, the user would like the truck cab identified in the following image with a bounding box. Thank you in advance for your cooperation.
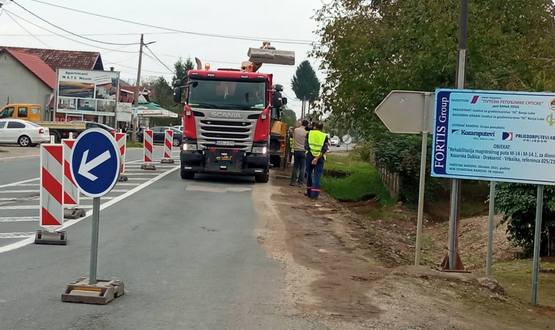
[0,104,42,122]
[175,69,274,182]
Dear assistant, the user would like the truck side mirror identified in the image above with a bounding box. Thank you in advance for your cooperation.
[173,87,182,104]
[282,97,287,105]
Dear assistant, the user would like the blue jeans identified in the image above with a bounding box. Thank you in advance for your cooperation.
[306,153,324,199]
[290,151,306,184]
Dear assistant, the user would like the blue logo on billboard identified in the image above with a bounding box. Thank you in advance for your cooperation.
[502,132,513,141]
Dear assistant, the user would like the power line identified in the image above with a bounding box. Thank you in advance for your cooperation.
[24,0,316,46]
[144,45,175,74]
[0,31,183,37]
[4,9,49,47]
[10,0,140,46]
[3,9,139,54]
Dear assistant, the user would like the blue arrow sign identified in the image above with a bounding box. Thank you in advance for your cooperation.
[70,128,120,198]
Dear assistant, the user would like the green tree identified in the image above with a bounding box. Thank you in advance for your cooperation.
[291,60,321,117]
[314,0,555,250]
[281,107,297,128]
[172,57,195,88]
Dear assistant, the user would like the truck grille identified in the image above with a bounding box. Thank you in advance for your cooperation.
[197,117,255,150]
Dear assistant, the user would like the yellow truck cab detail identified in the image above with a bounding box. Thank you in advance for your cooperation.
[0,104,42,122]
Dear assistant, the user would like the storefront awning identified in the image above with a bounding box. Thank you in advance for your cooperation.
[132,102,178,118]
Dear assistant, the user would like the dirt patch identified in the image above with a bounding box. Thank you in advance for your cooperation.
[254,170,555,329]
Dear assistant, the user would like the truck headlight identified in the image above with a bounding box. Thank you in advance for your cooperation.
[182,143,197,151]
[252,146,267,154]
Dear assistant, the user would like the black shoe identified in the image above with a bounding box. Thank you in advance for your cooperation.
[289,182,295,186]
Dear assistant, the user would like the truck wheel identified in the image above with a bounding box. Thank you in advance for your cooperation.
[180,167,195,180]
[18,135,31,147]
[255,170,269,183]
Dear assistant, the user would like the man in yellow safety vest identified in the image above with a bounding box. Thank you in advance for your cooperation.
[304,122,329,199]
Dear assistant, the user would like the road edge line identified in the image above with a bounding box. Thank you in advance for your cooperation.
[0,166,179,254]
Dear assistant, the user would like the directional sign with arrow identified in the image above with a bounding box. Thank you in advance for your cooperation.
[70,128,120,198]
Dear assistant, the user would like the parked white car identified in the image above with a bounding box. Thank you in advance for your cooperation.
[0,119,50,147]
[330,136,341,147]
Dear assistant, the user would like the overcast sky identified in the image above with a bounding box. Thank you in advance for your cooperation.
[0,0,325,116]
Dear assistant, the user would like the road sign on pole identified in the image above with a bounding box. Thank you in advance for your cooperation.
[375,90,433,266]
[62,128,124,304]
[375,90,434,133]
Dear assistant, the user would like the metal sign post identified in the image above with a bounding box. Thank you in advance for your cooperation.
[90,197,101,284]
[531,185,544,305]
[375,90,433,265]
[485,181,496,277]
[62,128,124,304]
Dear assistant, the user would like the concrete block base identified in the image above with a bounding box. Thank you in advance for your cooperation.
[140,163,157,170]
[118,175,128,182]
[64,208,86,219]
[62,277,124,305]
[160,158,174,164]
[35,230,67,245]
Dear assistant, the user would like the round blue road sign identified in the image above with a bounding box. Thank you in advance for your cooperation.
[70,128,120,198]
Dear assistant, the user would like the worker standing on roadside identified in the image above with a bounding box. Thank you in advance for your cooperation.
[305,122,329,199]
[290,120,309,186]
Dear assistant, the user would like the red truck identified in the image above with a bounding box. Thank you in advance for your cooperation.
[173,68,287,183]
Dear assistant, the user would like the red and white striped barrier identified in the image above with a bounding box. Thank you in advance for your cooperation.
[114,132,127,174]
[40,144,64,230]
[62,139,79,206]
[143,129,153,163]
[141,129,156,170]
[161,129,174,163]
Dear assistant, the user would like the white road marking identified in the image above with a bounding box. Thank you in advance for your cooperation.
[0,155,40,161]
[126,178,150,181]
[115,183,140,186]
[11,184,39,187]
[0,190,39,194]
[0,217,38,223]
[123,171,160,175]
[0,165,179,254]
[0,232,35,239]
[81,196,114,200]
[0,205,93,210]
[0,178,39,189]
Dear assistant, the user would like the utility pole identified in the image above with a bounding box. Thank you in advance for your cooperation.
[446,0,468,271]
[131,34,155,142]
[131,34,144,142]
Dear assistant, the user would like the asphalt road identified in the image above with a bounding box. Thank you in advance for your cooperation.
[0,146,319,329]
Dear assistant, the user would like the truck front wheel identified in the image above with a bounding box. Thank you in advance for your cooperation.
[180,166,195,180]
[255,169,269,183]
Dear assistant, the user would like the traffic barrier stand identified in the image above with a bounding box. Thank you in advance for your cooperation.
[161,129,175,164]
[141,129,156,170]
[62,277,124,305]
[62,139,85,219]
[114,132,128,181]
[35,143,67,245]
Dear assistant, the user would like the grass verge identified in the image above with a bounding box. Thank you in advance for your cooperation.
[321,153,392,205]
[493,259,555,307]
[126,141,143,148]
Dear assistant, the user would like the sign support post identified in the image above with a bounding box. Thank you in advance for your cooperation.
[89,197,101,285]
[531,185,544,305]
[486,182,496,277]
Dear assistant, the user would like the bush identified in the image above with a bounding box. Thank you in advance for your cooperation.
[495,183,555,256]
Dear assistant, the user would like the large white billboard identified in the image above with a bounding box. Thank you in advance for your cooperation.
[55,69,120,116]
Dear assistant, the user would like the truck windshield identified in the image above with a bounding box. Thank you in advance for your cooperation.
[0,107,14,118]
[188,79,266,110]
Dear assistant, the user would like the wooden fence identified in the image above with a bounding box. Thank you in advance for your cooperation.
[374,159,400,199]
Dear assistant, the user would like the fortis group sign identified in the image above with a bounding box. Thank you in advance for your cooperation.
[431,89,555,185]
